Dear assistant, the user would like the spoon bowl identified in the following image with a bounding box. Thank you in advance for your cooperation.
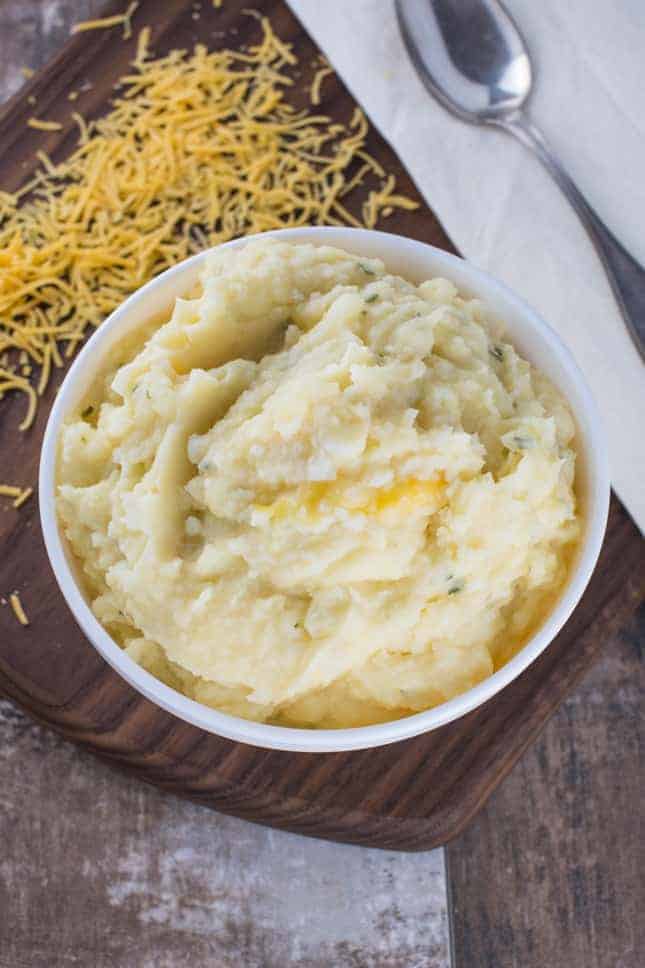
[396,0,531,122]
[396,0,645,360]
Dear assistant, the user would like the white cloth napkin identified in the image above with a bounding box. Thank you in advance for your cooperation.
[290,0,645,532]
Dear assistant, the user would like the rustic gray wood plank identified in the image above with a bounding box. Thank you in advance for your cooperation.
[447,583,644,968]
[0,698,449,968]
[0,0,103,101]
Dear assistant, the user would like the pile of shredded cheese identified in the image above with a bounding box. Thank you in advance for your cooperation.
[0,16,416,437]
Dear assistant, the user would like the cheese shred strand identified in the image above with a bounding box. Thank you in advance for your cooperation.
[9,592,29,627]
[0,485,22,498]
[1,17,417,438]
[27,118,63,131]
[13,486,34,509]
[72,2,139,38]
[310,62,333,106]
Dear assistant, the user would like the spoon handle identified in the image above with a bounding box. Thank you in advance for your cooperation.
[500,114,645,362]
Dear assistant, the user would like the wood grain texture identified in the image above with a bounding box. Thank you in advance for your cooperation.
[0,0,643,861]
[447,597,644,968]
[0,698,449,968]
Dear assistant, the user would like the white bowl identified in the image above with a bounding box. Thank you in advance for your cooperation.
[39,227,610,752]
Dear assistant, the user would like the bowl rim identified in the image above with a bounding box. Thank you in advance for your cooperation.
[39,226,610,753]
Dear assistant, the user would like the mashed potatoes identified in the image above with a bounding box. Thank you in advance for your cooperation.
[57,240,579,728]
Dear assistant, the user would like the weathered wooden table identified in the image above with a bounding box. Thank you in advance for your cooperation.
[0,4,643,968]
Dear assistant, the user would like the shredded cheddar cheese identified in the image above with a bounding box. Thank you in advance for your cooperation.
[72,2,139,38]
[12,486,34,509]
[0,482,32,507]
[0,485,22,499]
[136,25,151,63]
[0,16,416,437]
[27,118,63,131]
[0,368,37,430]
[9,592,29,627]
[310,62,333,106]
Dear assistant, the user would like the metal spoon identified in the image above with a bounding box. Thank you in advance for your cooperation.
[396,0,645,361]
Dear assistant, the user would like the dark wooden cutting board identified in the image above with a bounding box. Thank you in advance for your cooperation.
[0,0,642,851]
